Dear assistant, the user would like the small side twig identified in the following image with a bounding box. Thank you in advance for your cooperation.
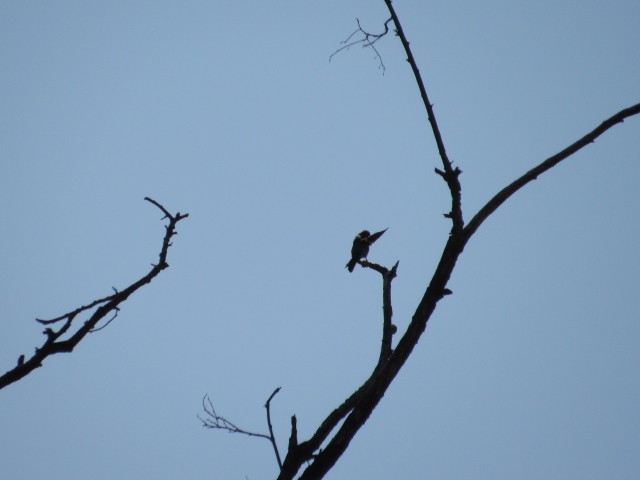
[200,388,285,471]
[330,17,393,72]
[265,387,283,469]
[89,308,120,333]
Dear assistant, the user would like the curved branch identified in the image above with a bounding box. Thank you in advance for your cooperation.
[282,7,640,480]
[463,102,640,242]
[0,198,188,391]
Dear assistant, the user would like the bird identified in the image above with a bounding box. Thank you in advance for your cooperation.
[346,228,387,272]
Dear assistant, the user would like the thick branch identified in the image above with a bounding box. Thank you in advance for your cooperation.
[295,234,460,480]
[357,260,400,364]
[0,198,188,391]
[298,101,640,479]
[277,261,400,480]
[463,102,640,242]
[278,374,374,479]
[379,261,399,364]
[296,103,640,480]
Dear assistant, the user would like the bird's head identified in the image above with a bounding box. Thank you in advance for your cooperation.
[358,230,371,238]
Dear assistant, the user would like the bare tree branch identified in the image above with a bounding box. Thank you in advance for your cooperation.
[275,3,640,479]
[358,259,400,364]
[199,395,271,440]
[265,387,283,470]
[377,261,399,364]
[463,102,640,242]
[330,17,393,72]
[0,198,188,391]
[200,388,285,470]
[277,261,400,479]
[383,0,464,235]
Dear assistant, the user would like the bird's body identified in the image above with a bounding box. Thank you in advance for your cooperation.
[346,228,387,272]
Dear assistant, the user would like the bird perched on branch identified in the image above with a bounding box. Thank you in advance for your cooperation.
[346,228,388,272]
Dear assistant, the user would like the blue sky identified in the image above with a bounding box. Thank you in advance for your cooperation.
[1,1,639,479]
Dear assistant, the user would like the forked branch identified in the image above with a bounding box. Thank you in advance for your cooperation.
[0,198,188,391]
[275,3,640,480]
[330,17,393,72]
[200,388,284,470]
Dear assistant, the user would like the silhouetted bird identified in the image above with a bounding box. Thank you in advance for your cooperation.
[346,228,387,272]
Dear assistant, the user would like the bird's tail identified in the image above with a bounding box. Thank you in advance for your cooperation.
[346,259,357,272]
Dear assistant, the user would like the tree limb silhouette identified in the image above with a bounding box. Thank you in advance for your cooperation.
[276,2,640,479]
[463,101,640,243]
[330,17,393,72]
[200,387,284,470]
[0,198,188,391]
[207,2,640,479]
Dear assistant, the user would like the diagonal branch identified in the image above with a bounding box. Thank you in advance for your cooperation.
[378,261,399,364]
[0,198,188,391]
[358,260,400,364]
[383,0,463,234]
[265,387,283,470]
[463,102,640,242]
[277,260,399,480]
[298,100,640,477]
[241,6,640,480]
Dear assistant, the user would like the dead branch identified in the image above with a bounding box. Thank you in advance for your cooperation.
[265,387,283,470]
[199,395,271,440]
[200,388,284,470]
[358,260,399,363]
[0,198,188,391]
[330,17,393,72]
[274,2,640,479]
[463,101,640,243]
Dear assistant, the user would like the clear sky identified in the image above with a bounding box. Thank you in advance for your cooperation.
[1,1,639,479]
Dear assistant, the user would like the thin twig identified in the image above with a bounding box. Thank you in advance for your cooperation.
[265,387,283,469]
[199,395,271,440]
